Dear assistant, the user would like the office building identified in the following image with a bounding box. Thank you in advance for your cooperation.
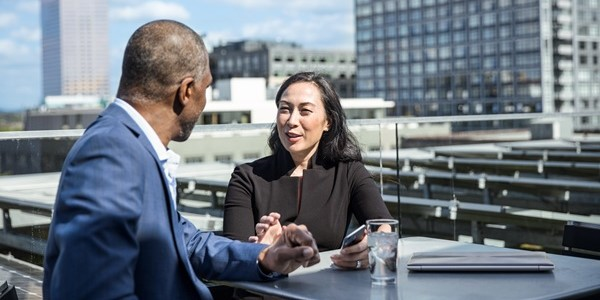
[41,0,110,99]
[210,40,356,98]
[355,0,600,131]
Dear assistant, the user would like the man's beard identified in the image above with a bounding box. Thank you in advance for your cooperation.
[174,116,197,142]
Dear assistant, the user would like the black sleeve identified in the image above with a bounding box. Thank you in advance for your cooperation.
[348,161,393,225]
[223,165,257,242]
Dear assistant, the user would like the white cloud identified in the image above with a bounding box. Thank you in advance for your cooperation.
[0,39,30,57]
[0,13,18,28]
[240,12,354,50]
[11,27,41,42]
[218,0,347,11]
[217,0,276,7]
[203,31,237,51]
[110,1,190,22]
[210,0,353,49]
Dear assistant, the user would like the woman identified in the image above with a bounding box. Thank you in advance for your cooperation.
[223,72,392,270]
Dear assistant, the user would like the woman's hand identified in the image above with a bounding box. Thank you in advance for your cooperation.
[330,232,369,270]
[248,212,282,245]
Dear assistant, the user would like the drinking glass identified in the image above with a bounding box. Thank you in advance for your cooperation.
[366,219,399,285]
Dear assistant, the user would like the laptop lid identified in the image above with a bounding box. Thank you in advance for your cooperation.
[407,251,554,272]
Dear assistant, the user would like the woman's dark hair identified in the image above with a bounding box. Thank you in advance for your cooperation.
[267,72,362,166]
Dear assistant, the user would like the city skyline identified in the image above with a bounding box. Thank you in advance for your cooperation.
[0,0,354,112]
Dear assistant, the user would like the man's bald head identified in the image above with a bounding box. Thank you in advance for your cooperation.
[117,20,209,103]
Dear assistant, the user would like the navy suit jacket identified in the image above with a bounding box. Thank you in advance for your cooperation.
[43,103,268,299]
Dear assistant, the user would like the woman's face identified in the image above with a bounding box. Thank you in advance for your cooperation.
[276,81,330,162]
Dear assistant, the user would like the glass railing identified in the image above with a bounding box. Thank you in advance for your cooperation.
[1,111,600,265]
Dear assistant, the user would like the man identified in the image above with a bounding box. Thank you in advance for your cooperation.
[43,20,320,299]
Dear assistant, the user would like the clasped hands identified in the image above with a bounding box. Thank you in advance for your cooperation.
[257,213,320,275]
[252,212,368,270]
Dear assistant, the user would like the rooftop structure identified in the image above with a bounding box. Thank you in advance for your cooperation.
[210,40,356,98]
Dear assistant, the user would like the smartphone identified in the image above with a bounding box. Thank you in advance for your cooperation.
[341,224,366,249]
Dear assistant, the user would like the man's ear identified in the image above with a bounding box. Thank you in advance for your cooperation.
[176,77,195,107]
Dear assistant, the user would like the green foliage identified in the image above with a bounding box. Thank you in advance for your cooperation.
[0,112,24,131]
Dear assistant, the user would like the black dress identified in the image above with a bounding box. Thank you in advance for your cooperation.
[223,150,393,251]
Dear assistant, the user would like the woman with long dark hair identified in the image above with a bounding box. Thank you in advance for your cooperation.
[223,72,392,269]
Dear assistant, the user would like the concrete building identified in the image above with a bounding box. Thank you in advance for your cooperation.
[210,40,356,98]
[41,0,110,99]
[201,77,394,124]
[354,0,600,132]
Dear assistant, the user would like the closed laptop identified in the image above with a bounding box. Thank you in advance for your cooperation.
[407,251,554,272]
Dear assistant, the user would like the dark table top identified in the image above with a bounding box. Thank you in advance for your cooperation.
[218,236,600,300]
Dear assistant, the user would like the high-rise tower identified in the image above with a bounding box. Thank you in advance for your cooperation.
[41,0,109,99]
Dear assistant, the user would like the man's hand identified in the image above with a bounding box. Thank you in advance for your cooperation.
[258,223,320,275]
[249,212,282,245]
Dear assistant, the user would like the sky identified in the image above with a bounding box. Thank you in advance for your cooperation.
[0,0,355,112]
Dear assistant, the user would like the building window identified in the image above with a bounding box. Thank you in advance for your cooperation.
[424,7,436,19]
[215,155,232,163]
[468,1,479,13]
[499,0,511,8]
[186,156,204,163]
[500,55,512,67]
[243,153,260,160]
[470,57,481,68]
[500,10,512,23]
[515,7,538,22]
[469,15,480,28]
[483,12,496,26]
[439,33,450,45]
[438,5,449,17]
[424,22,436,33]
[452,2,466,15]
[499,25,511,38]
[482,0,496,11]
[483,28,496,40]
[453,31,466,43]
[409,0,422,9]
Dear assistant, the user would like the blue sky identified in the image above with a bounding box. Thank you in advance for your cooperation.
[0,0,354,112]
